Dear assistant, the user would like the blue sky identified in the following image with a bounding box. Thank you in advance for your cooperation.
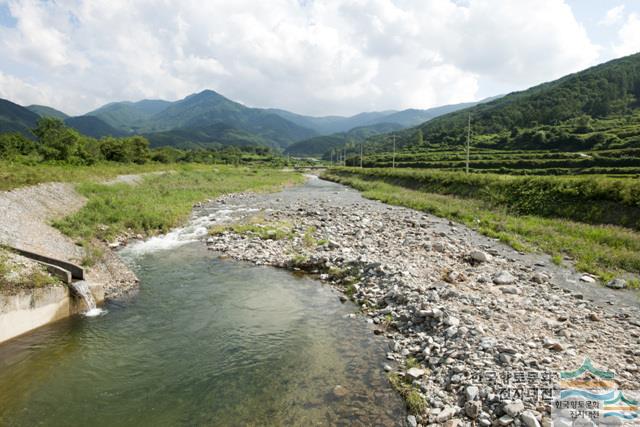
[0,0,639,116]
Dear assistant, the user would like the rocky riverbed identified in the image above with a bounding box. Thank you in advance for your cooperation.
[204,176,640,427]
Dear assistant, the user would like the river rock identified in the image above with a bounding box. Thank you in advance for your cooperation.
[606,278,627,289]
[465,385,479,401]
[432,242,446,252]
[503,401,525,417]
[470,250,492,263]
[407,367,426,380]
[436,406,456,423]
[520,411,541,427]
[498,415,514,426]
[333,385,348,398]
[531,271,549,283]
[500,286,520,294]
[444,418,462,427]
[465,400,482,419]
[493,271,516,285]
[407,415,418,427]
[543,338,565,351]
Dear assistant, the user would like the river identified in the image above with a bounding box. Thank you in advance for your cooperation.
[0,179,406,426]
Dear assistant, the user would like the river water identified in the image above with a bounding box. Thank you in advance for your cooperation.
[0,187,406,426]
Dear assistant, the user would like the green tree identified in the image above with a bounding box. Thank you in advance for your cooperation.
[33,118,80,161]
[0,133,36,159]
[100,137,129,162]
[128,136,151,164]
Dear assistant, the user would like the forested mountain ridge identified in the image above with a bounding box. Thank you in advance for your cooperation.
[283,98,498,157]
[141,90,318,148]
[284,122,403,157]
[390,52,640,151]
[2,99,125,139]
[0,99,40,136]
[87,99,171,131]
[27,105,69,121]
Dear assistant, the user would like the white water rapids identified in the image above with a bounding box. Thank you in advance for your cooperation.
[120,205,259,256]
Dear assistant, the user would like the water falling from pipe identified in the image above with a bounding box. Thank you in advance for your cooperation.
[70,281,106,317]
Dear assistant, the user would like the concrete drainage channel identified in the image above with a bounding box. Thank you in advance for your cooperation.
[0,247,105,344]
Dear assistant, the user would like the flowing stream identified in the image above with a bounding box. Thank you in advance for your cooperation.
[0,184,406,426]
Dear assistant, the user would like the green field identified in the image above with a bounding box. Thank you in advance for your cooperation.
[348,146,640,176]
[323,168,640,283]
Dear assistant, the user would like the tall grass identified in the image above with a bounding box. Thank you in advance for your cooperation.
[0,161,177,191]
[328,168,640,230]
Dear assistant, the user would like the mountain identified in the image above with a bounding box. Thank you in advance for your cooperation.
[285,122,403,157]
[266,109,396,135]
[27,105,121,139]
[0,98,40,136]
[87,99,171,131]
[140,90,317,148]
[394,52,640,151]
[268,100,497,135]
[283,99,498,157]
[27,105,69,120]
[144,122,277,150]
[64,116,126,138]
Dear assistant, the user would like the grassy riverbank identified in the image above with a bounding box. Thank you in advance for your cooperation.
[323,169,640,283]
[54,165,302,248]
[0,161,177,191]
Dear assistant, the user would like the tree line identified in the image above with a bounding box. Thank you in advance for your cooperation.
[0,118,281,165]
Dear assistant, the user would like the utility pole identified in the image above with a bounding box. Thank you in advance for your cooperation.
[343,146,347,167]
[392,134,396,169]
[466,113,471,174]
[360,142,363,168]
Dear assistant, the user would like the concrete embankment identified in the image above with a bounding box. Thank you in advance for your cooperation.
[0,281,104,343]
[0,179,138,344]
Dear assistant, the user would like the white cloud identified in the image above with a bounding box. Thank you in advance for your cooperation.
[600,5,625,26]
[613,13,640,56]
[0,71,52,106]
[0,0,601,116]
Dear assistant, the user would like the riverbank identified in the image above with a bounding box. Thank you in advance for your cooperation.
[0,165,301,343]
[323,168,640,283]
[204,176,640,426]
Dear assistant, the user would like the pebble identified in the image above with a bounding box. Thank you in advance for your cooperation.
[503,401,525,417]
[436,406,456,423]
[493,271,516,285]
[407,367,426,380]
[606,278,627,289]
[520,411,541,427]
[470,250,492,263]
[333,385,348,398]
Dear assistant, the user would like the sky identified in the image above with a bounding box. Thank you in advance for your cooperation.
[0,0,639,117]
